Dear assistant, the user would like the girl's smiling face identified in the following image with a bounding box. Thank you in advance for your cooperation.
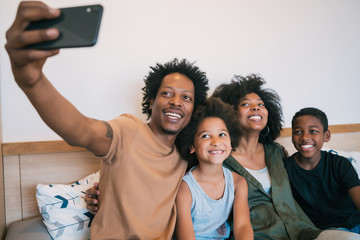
[237,93,268,133]
[190,117,232,165]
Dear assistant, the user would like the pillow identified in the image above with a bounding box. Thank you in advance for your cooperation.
[74,171,100,186]
[323,148,360,179]
[36,171,100,239]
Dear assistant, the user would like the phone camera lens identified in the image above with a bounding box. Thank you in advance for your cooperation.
[86,7,91,13]
[91,6,100,13]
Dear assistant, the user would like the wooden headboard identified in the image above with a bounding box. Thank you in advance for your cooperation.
[2,124,360,229]
[2,142,101,228]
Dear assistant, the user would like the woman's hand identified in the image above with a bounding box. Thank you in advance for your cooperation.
[85,182,100,215]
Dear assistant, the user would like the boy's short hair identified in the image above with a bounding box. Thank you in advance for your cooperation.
[141,58,209,120]
[291,107,328,132]
[212,74,283,144]
[176,97,242,167]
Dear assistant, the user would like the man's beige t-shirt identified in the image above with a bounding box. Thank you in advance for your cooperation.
[91,114,187,239]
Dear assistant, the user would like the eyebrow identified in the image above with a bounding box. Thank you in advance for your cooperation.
[197,129,229,135]
[161,86,193,94]
[308,125,322,129]
[293,125,321,129]
[240,98,262,102]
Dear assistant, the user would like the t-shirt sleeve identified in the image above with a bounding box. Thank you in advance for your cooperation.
[339,155,360,190]
[101,114,139,165]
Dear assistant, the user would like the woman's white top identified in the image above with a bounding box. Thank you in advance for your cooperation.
[245,167,271,194]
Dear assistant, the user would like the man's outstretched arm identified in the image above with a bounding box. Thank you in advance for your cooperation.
[5,1,111,155]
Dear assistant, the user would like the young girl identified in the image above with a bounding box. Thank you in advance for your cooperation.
[175,97,253,240]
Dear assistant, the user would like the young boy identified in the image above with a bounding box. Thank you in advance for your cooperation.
[175,97,253,240]
[283,107,360,234]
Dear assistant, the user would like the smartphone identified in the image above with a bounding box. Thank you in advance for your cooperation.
[25,4,103,49]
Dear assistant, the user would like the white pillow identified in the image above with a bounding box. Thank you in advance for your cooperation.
[36,171,100,240]
[74,171,100,186]
[323,148,360,179]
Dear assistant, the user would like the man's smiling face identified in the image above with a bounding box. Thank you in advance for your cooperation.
[148,73,195,140]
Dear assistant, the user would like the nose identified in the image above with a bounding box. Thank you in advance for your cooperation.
[250,104,259,111]
[211,137,220,146]
[169,95,182,107]
[300,131,310,140]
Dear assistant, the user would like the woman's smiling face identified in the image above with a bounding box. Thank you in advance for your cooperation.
[237,93,268,133]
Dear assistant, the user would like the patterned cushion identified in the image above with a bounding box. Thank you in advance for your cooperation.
[36,171,100,239]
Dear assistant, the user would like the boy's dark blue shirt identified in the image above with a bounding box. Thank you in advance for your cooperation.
[283,150,360,229]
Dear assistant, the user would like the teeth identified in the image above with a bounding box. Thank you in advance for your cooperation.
[302,145,313,149]
[165,112,181,119]
[210,150,223,154]
[249,116,261,120]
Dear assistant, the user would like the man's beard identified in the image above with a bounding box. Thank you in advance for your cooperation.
[161,127,180,136]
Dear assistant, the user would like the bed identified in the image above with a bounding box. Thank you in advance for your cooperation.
[2,124,360,239]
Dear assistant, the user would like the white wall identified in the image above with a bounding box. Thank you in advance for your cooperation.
[1,0,360,143]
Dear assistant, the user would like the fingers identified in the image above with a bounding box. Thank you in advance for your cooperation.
[12,27,60,49]
[14,1,60,29]
[6,43,59,63]
[87,206,98,215]
[87,184,100,197]
[85,195,98,206]
[5,1,61,70]
[6,1,60,50]
[85,188,99,214]
[85,185,100,204]
[88,209,98,215]
[85,197,98,215]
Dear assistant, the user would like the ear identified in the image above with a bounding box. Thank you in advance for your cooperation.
[324,130,331,143]
[190,146,195,154]
[149,99,154,109]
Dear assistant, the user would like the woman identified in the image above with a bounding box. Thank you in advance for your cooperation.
[212,75,359,240]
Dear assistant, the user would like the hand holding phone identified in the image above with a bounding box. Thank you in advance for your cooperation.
[25,4,103,49]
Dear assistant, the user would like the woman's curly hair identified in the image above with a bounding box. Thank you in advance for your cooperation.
[176,97,242,168]
[212,74,283,143]
[142,58,209,120]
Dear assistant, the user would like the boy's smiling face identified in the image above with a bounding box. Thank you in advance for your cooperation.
[292,115,330,162]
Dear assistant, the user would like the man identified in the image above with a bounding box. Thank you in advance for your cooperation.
[5,2,209,239]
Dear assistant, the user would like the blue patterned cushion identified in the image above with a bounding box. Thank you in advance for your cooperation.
[36,171,99,239]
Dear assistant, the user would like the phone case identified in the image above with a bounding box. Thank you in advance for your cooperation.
[25,5,103,49]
